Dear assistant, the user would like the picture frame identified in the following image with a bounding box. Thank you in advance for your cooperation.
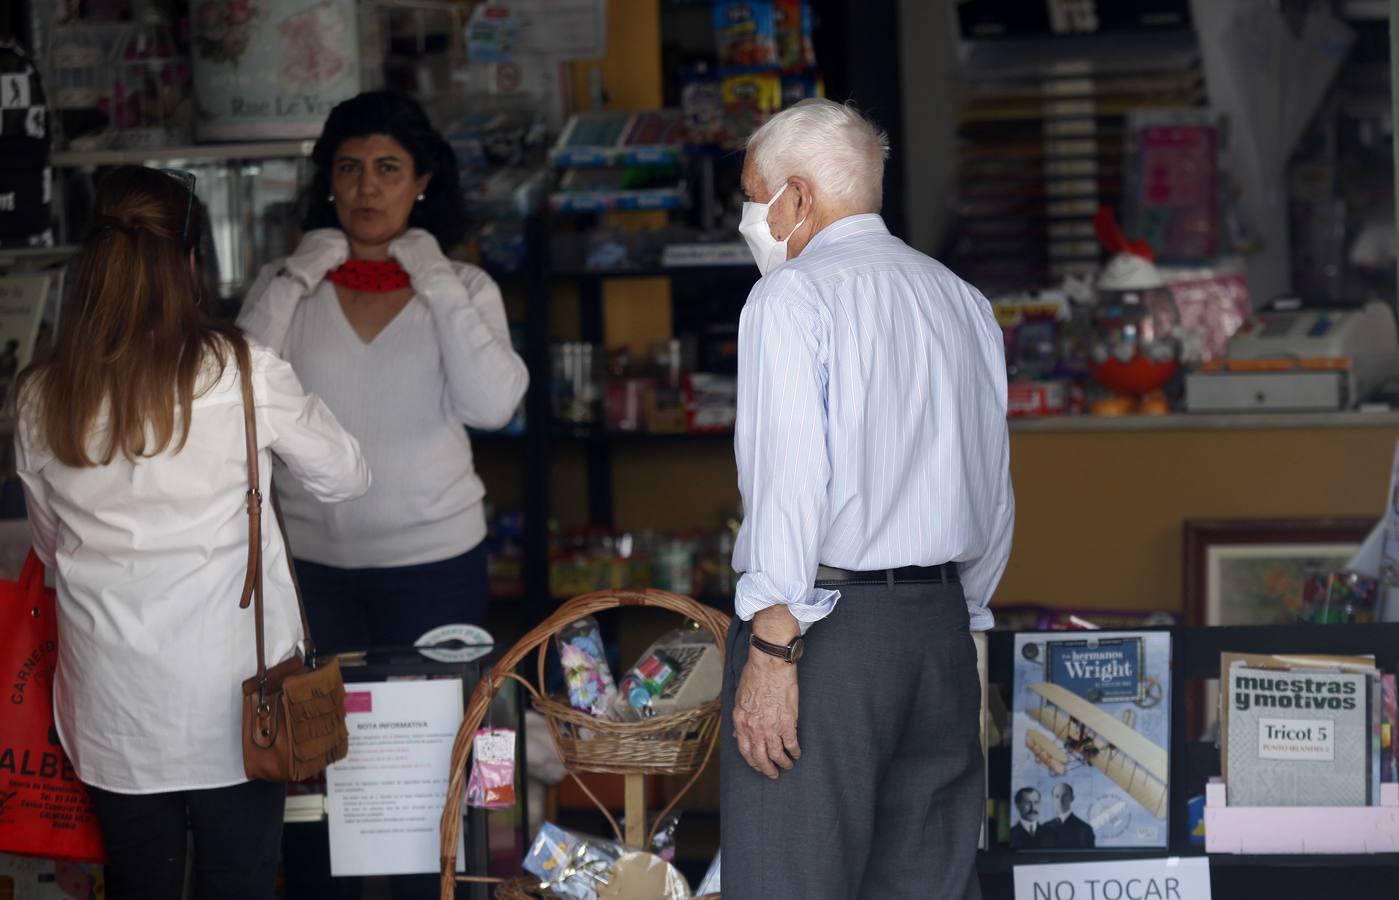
[1182,517,1375,740]
[1183,517,1375,627]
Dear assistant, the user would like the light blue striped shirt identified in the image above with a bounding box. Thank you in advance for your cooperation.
[732,214,1014,632]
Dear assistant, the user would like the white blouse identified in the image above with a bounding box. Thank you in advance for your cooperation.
[15,343,370,793]
[237,260,527,568]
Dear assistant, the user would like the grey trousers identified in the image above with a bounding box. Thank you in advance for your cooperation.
[720,579,983,900]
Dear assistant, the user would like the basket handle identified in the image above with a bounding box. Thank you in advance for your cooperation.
[541,590,730,849]
[439,589,732,900]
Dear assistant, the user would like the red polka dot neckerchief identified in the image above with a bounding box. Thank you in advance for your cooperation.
[325,259,412,292]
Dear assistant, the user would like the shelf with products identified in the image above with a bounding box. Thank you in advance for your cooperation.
[550,262,755,281]
[0,245,80,269]
[50,141,315,167]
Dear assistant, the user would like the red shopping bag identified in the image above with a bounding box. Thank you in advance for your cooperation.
[0,549,105,861]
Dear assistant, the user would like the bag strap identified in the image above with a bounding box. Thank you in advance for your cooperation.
[232,340,317,696]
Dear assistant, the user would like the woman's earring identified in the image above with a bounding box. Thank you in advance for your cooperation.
[416,193,425,202]
[327,194,335,202]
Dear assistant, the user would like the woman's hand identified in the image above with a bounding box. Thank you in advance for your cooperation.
[388,228,459,299]
[283,229,349,291]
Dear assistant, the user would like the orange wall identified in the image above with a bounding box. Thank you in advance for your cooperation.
[479,422,1398,616]
[1000,423,1394,614]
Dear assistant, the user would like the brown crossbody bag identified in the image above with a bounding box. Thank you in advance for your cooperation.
[232,341,349,782]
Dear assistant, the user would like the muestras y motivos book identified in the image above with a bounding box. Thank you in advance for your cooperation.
[1221,652,1379,807]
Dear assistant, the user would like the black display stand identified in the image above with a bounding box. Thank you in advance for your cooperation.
[979,623,1399,898]
[483,218,757,624]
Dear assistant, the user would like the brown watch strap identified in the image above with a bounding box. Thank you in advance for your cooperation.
[749,633,798,662]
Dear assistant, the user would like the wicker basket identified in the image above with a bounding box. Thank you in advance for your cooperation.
[439,589,731,900]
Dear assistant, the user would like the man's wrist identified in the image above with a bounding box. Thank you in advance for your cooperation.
[750,604,801,644]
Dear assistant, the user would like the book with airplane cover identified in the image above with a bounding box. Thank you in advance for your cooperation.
[1011,631,1171,850]
[1220,652,1377,807]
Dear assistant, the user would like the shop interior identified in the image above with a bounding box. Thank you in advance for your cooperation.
[3,0,1399,898]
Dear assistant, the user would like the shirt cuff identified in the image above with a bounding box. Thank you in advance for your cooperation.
[734,571,841,634]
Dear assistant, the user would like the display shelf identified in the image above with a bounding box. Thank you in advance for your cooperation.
[0,245,79,268]
[978,847,1399,872]
[51,141,315,167]
[1008,409,1399,433]
[983,623,1399,892]
[551,147,684,168]
[548,188,687,213]
[981,623,1399,899]
[551,263,757,280]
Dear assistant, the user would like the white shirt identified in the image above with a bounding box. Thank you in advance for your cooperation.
[15,343,369,793]
[732,214,1014,632]
[238,261,528,568]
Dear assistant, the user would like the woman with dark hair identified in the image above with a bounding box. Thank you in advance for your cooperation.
[238,91,527,658]
[14,165,369,900]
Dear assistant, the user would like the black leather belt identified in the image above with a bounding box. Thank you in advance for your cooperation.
[815,562,959,586]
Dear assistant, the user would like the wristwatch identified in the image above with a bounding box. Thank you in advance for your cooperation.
[749,633,805,664]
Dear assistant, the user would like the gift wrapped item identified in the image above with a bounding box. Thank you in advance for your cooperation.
[595,852,691,900]
[523,823,625,900]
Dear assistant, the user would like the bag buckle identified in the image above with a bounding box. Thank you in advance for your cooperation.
[246,488,262,513]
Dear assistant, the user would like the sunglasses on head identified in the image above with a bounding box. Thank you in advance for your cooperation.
[159,168,197,247]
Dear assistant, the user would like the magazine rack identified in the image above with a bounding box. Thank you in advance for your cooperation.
[979,623,1399,900]
[438,589,730,900]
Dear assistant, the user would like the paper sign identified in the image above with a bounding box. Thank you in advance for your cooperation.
[512,0,606,60]
[1014,857,1211,900]
[326,679,466,876]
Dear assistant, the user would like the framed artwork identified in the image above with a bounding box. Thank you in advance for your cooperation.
[1182,517,1375,739]
[1183,517,1375,627]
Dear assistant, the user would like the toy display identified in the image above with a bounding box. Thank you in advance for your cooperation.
[1081,209,1183,415]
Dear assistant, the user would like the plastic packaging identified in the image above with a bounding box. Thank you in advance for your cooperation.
[466,728,516,809]
[612,649,682,721]
[557,616,618,718]
[524,822,626,900]
[609,624,722,722]
[649,812,681,862]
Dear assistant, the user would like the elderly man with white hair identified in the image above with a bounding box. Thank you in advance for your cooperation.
[720,98,1014,899]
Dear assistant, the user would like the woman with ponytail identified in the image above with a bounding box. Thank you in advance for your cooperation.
[14,165,369,900]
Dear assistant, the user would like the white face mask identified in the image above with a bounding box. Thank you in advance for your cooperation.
[739,183,807,276]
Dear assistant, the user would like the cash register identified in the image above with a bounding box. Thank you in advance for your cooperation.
[1185,300,1399,412]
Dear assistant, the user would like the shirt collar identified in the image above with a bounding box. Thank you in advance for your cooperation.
[801,213,889,257]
